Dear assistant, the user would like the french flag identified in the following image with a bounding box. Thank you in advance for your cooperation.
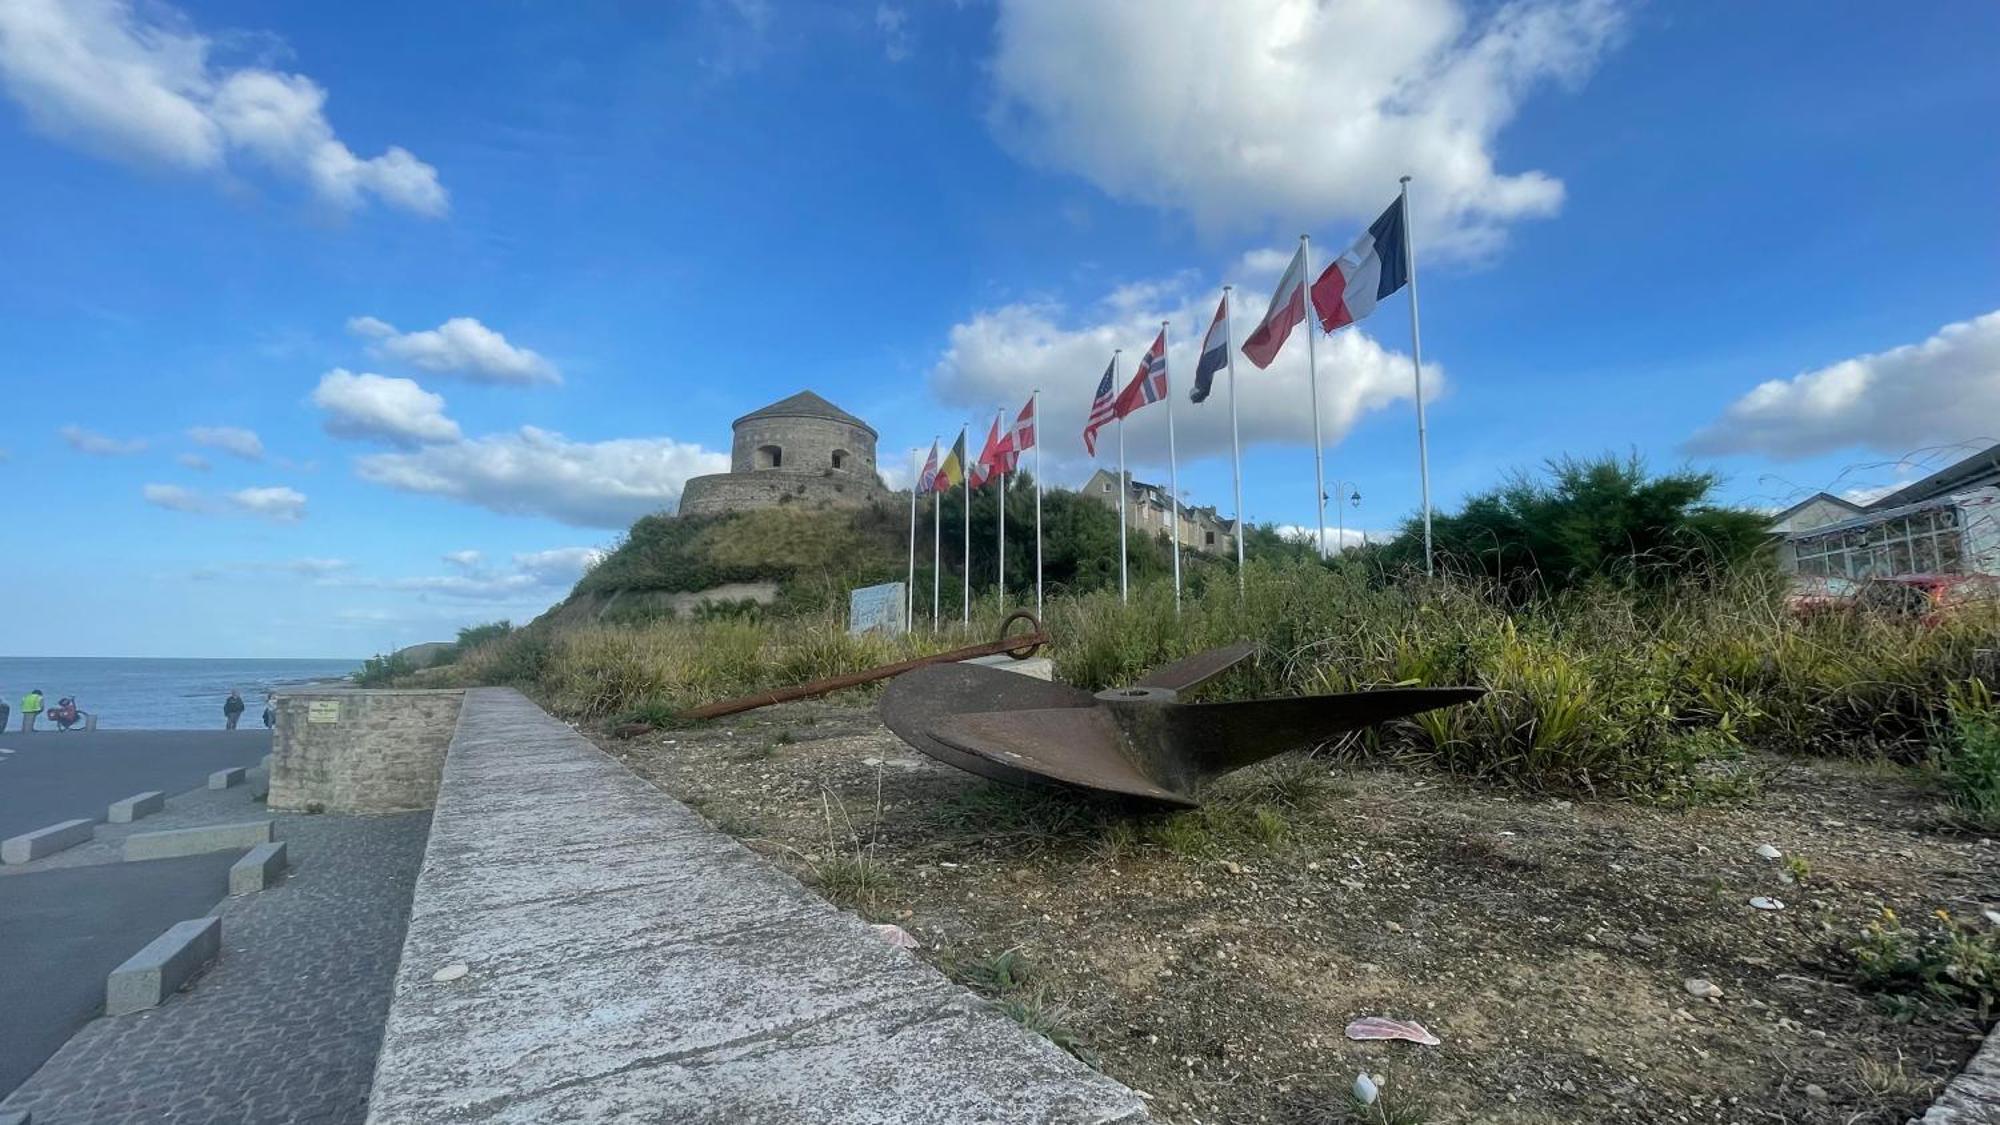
[1311,196,1409,334]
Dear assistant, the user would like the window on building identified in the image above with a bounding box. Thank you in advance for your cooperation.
[1101,482,1111,493]
[1205,530,1216,546]
[830,449,848,470]
[1788,502,1968,579]
[756,444,783,469]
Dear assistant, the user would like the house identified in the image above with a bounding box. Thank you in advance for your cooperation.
[1772,443,2000,579]
[1079,469,1237,555]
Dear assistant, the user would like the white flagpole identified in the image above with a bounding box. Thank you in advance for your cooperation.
[961,425,971,627]
[906,446,918,631]
[1033,390,1044,617]
[1224,286,1245,593]
[1302,233,1328,558]
[995,408,1006,608]
[931,436,941,631]
[1400,176,1434,576]
[1163,321,1181,614]
[1114,350,1126,604]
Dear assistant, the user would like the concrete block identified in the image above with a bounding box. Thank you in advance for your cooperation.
[229,841,288,895]
[2,819,94,865]
[208,766,248,790]
[124,820,272,861]
[106,917,221,1015]
[108,790,167,823]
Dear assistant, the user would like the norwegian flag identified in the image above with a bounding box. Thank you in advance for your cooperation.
[916,439,940,495]
[1082,356,1118,456]
[1112,329,1168,418]
[1008,396,1036,468]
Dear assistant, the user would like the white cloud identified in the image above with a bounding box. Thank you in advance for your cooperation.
[1686,310,2000,460]
[229,485,306,522]
[311,369,461,446]
[176,452,211,471]
[347,315,560,386]
[986,0,1624,256]
[930,256,1435,484]
[513,546,607,585]
[143,482,209,512]
[60,424,146,455]
[327,546,604,602]
[187,424,263,460]
[195,557,349,580]
[354,426,729,528]
[0,0,446,215]
[876,5,912,62]
[442,549,483,570]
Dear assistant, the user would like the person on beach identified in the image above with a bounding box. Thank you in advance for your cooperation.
[224,688,245,730]
[20,688,43,732]
[262,695,276,729]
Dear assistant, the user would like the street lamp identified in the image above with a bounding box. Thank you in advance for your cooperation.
[1325,481,1362,554]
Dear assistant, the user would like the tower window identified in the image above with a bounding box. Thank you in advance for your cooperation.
[831,449,849,470]
[756,444,783,469]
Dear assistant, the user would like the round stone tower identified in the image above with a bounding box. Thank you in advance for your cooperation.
[678,391,887,518]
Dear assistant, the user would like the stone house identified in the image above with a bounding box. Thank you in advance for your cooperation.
[1079,469,1237,555]
[678,391,888,517]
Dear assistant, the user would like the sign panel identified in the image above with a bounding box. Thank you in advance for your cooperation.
[848,581,908,637]
[307,700,342,724]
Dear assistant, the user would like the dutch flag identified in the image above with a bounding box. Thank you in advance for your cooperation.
[1311,196,1410,334]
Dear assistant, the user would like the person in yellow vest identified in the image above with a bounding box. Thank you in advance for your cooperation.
[20,688,44,732]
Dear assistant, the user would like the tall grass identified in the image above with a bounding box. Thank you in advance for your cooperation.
[446,561,1998,794]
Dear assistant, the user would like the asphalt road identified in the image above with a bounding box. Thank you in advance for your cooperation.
[0,851,240,1095]
[0,729,270,840]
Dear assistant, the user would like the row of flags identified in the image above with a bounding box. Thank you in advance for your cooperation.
[901,183,1436,626]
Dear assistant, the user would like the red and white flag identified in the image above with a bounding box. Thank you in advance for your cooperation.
[1008,396,1036,467]
[1241,243,1308,369]
[973,414,1012,488]
[1113,329,1168,417]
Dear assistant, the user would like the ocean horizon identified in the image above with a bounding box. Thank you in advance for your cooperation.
[0,657,361,731]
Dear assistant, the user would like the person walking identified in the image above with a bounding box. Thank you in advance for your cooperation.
[20,688,43,733]
[262,695,276,729]
[223,688,245,730]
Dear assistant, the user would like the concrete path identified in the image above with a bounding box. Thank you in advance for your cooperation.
[0,851,239,1094]
[367,688,1147,1124]
[0,730,269,839]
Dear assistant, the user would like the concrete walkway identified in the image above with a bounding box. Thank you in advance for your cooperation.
[367,687,1148,1124]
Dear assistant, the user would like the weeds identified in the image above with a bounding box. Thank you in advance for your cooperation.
[1938,683,2000,829]
[1850,907,2000,1020]
[958,948,1034,993]
[995,995,1096,1067]
[807,854,890,910]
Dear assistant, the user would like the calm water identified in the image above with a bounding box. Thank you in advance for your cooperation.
[0,657,359,730]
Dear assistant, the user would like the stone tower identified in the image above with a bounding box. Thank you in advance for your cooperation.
[677,391,887,517]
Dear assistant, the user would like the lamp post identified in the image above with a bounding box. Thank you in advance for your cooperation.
[1326,481,1362,555]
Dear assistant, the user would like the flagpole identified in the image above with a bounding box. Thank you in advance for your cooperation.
[995,407,1006,609]
[1224,286,1246,594]
[1301,233,1328,558]
[1400,176,1434,576]
[906,446,918,631]
[931,435,941,631]
[1163,320,1182,614]
[961,424,971,628]
[1114,350,1126,604]
[1033,389,1044,618]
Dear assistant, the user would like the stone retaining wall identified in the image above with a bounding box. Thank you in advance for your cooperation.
[268,690,463,814]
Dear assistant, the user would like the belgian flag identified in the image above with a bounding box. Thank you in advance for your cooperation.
[935,428,968,490]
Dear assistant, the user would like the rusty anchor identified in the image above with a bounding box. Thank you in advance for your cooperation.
[879,642,1482,807]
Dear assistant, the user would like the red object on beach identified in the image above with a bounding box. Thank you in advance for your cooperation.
[1345,1017,1441,1046]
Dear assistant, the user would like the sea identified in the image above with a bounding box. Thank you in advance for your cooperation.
[0,657,361,731]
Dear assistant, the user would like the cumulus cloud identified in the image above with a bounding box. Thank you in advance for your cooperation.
[229,485,306,522]
[187,424,263,460]
[354,426,729,528]
[986,0,1624,256]
[142,482,209,512]
[329,546,606,601]
[1686,310,2000,460]
[176,452,211,471]
[513,546,607,585]
[311,369,461,446]
[0,0,446,215]
[930,255,1435,484]
[60,424,146,455]
[348,316,560,386]
[441,549,483,570]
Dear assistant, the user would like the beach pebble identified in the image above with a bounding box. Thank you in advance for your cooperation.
[1749,896,1785,911]
[1803,1083,1829,1103]
[1353,1073,1379,1106]
[431,962,470,983]
[1755,844,1782,860]
[1683,978,1723,999]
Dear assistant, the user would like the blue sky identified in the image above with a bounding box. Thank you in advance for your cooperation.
[2,0,1995,658]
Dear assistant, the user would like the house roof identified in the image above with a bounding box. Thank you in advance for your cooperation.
[1867,442,2000,510]
[732,391,877,437]
[1769,491,1863,525]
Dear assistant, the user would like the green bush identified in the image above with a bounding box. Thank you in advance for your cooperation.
[1939,683,2000,828]
[352,650,416,686]
[1851,906,2000,1020]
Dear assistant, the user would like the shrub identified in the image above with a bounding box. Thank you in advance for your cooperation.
[352,651,415,686]
[1939,683,2000,828]
[1850,907,2000,1020]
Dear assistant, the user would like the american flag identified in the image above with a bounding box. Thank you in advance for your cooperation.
[916,439,939,495]
[1082,356,1117,456]
[1113,330,1168,417]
